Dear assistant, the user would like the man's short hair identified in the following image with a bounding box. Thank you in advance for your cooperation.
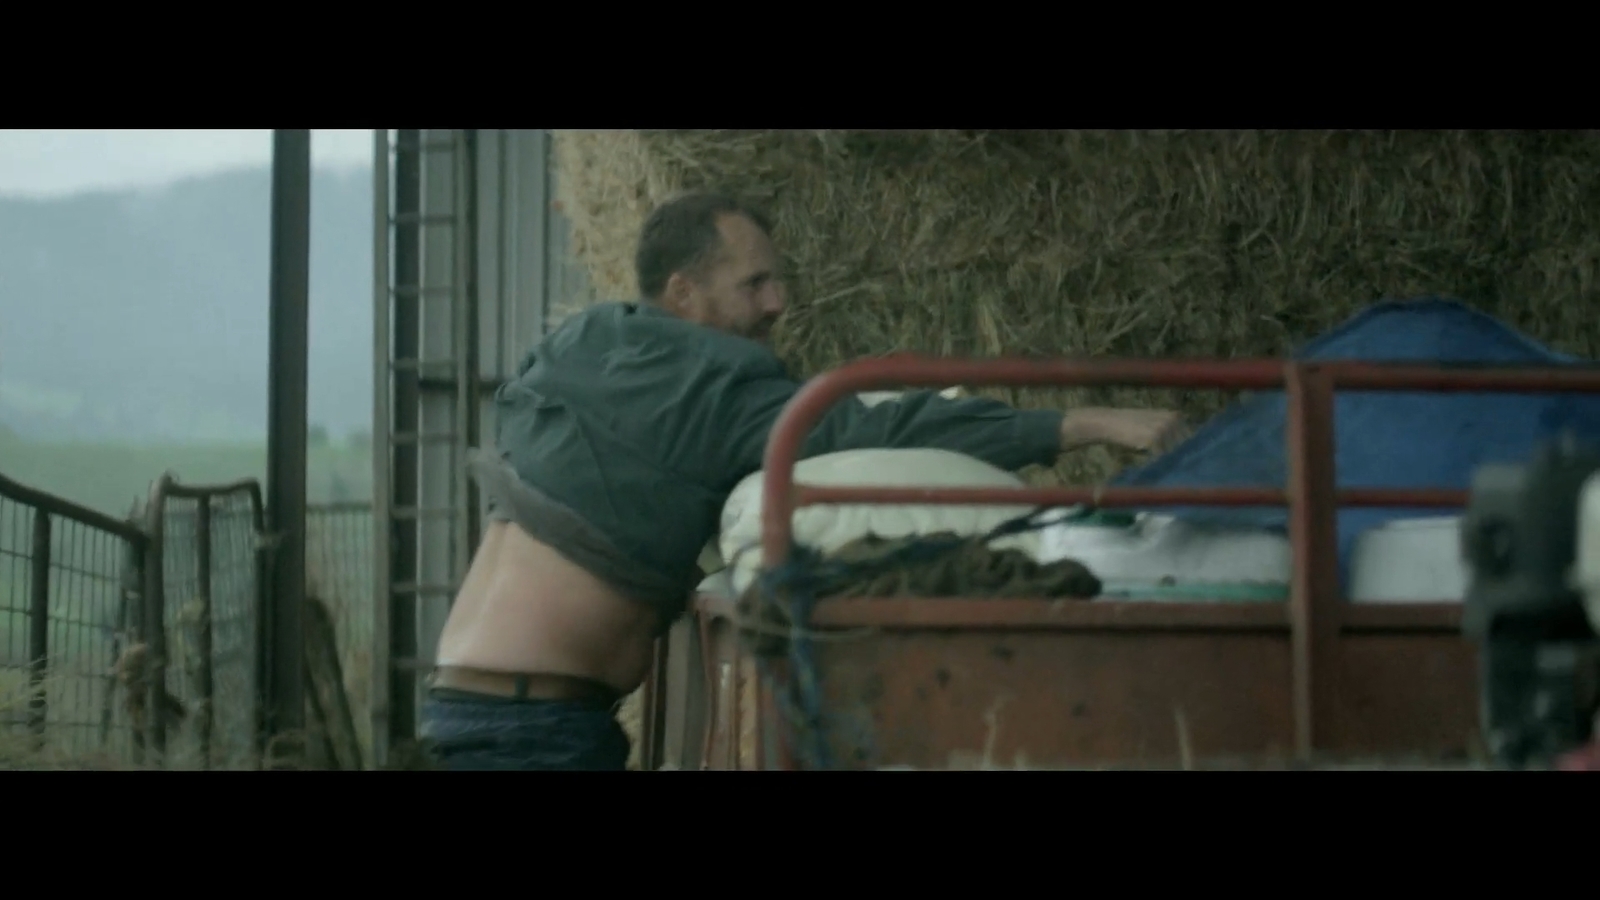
[635,192,774,303]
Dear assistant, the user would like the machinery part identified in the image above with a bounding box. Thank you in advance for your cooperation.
[1461,437,1600,768]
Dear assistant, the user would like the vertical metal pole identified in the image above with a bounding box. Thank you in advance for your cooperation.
[249,486,270,763]
[28,508,50,740]
[102,515,141,750]
[452,134,469,594]
[126,530,148,767]
[142,483,169,761]
[454,131,481,585]
[370,129,394,768]
[196,497,215,769]
[266,129,312,748]
[389,130,423,748]
[494,131,510,384]
[1286,362,1342,762]
[538,130,555,336]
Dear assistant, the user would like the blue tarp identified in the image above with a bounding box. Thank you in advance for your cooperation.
[1107,297,1600,587]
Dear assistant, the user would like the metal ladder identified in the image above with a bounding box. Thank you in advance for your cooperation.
[371,129,482,767]
[371,129,579,768]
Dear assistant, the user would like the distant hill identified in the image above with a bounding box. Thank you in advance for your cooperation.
[0,165,373,444]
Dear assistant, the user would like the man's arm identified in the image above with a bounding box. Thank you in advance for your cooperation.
[643,314,1188,479]
[717,368,1066,474]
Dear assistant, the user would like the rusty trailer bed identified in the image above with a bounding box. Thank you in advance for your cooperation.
[638,357,1600,770]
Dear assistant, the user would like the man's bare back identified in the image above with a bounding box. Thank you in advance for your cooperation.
[435,520,660,695]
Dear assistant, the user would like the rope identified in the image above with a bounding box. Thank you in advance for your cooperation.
[747,503,1092,769]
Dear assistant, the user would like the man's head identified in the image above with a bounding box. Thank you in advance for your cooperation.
[635,192,787,344]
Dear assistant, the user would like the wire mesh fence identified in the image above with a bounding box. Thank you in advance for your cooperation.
[306,503,375,758]
[0,476,145,768]
[2,468,380,770]
[156,488,264,769]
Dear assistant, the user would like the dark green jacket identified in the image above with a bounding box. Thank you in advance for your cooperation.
[489,301,1064,614]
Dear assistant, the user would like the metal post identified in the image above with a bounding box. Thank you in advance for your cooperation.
[196,497,215,769]
[1285,363,1342,762]
[370,129,393,768]
[388,131,422,750]
[141,482,169,761]
[266,129,312,749]
[455,130,482,588]
[28,508,50,740]
[247,483,270,763]
[102,512,141,750]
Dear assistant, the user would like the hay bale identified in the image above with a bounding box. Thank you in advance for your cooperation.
[552,129,1600,486]
[553,131,671,304]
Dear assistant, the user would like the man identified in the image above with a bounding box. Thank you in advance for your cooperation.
[419,191,1188,771]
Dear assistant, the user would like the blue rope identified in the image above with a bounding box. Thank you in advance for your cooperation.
[752,541,836,770]
[749,504,1086,769]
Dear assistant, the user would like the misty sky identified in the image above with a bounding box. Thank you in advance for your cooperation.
[0,129,375,196]
[0,129,381,445]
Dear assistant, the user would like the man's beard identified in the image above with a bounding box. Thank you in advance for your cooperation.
[745,317,778,344]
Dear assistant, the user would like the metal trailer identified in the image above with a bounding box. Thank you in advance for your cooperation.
[640,355,1600,771]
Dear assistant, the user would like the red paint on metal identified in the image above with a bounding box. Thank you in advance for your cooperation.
[756,357,1551,569]
[741,355,1600,770]
[1334,635,1480,757]
[1285,364,1343,760]
[1341,603,1463,630]
[759,357,1288,569]
[693,591,1480,768]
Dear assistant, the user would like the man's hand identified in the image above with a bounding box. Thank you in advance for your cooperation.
[1060,407,1191,454]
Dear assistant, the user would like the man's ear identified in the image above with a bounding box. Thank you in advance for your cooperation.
[660,270,694,315]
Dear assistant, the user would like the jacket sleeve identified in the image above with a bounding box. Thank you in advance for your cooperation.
[714,359,1065,476]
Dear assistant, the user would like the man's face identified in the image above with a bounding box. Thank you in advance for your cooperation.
[667,212,787,345]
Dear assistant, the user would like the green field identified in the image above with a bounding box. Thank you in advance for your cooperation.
[0,431,373,517]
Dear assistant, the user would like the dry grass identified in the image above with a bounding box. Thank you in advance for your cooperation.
[0,665,129,770]
[0,646,355,771]
[554,129,1600,487]
[0,655,229,770]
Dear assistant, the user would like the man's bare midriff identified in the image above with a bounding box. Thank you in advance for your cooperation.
[434,521,661,695]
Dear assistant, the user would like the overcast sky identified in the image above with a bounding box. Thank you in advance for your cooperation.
[0,129,376,197]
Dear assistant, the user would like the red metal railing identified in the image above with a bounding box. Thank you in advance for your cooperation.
[752,355,1600,768]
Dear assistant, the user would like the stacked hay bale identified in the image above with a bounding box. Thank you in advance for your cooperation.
[557,130,1600,768]
[556,129,1600,489]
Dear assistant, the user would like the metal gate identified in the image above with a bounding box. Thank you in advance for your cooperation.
[371,129,590,767]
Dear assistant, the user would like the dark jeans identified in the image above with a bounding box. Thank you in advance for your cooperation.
[419,688,631,771]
